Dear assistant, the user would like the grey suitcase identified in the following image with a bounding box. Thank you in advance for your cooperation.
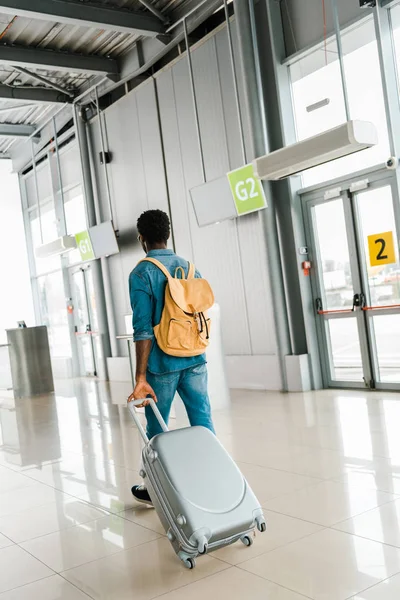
[128,399,266,569]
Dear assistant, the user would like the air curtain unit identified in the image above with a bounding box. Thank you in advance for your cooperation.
[253,120,378,181]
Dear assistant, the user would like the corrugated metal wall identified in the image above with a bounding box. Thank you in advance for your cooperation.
[88,22,278,379]
[89,80,171,351]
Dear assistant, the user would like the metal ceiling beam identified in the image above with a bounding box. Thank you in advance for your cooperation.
[381,0,400,8]
[137,0,168,23]
[118,0,223,80]
[0,123,39,139]
[13,66,74,97]
[0,0,165,36]
[0,43,118,75]
[0,84,71,104]
[0,103,35,113]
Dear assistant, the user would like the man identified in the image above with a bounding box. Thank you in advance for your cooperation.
[128,209,215,505]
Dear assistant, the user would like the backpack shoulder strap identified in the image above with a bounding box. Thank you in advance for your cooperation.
[140,258,172,281]
[187,263,196,280]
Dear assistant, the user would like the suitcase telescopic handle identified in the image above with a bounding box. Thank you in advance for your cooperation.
[127,399,169,443]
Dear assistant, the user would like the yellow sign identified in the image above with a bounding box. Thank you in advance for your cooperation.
[368,231,396,267]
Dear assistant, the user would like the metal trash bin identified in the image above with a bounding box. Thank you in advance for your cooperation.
[6,326,54,398]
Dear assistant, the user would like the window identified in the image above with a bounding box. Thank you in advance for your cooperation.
[37,271,71,358]
[390,5,400,97]
[64,185,86,235]
[290,19,390,187]
[30,208,61,275]
[0,161,34,339]
[64,185,87,265]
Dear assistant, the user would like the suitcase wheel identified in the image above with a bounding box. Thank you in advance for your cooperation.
[257,521,267,533]
[197,537,208,555]
[241,535,253,547]
[183,557,196,570]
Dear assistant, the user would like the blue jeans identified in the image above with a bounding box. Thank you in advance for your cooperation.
[145,364,215,440]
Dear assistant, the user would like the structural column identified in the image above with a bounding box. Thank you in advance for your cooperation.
[233,0,292,390]
[259,0,321,388]
[74,105,114,376]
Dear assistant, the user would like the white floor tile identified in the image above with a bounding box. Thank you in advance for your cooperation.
[237,462,322,503]
[336,460,400,495]
[157,567,311,599]
[353,573,400,599]
[0,467,38,493]
[264,480,398,526]
[62,537,229,600]
[0,575,90,599]
[0,497,107,543]
[23,457,140,500]
[0,545,53,594]
[240,528,400,600]
[213,510,321,565]
[119,506,166,535]
[4,382,400,599]
[0,533,13,550]
[21,514,160,572]
[334,498,400,548]
[0,484,71,519]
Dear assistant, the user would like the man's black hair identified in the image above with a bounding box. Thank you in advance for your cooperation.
[137,209,170,245]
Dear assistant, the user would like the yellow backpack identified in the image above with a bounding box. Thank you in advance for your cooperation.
[141,258,214,357]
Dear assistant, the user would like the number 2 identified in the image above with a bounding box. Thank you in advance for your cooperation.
[375,238,388,261]
[246,177,258,199]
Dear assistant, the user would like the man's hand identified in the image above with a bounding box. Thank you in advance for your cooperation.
[127,376,157,408]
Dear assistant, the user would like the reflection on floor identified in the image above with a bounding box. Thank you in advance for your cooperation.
[2,382,400,598]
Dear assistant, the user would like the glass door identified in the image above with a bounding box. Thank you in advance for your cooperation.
[70,265,98,377]
[304,173,400,390]
[355,183,400,386]
[305,194,372,388]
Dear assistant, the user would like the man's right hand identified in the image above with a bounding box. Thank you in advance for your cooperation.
[127,376,157,408]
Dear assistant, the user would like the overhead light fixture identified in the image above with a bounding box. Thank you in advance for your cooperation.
[35,235,77,259]
[253,120,378,181]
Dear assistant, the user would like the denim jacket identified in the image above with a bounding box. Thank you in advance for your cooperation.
[129,249,206,375]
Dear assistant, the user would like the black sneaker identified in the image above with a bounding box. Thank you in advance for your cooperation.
[131,484,153,506]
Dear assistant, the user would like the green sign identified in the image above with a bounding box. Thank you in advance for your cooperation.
[75,230,95,262]
[227,164,267,216]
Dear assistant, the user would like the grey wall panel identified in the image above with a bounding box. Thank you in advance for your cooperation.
[214,23,247,170]
[90,82,172,354]
[236,214,277,355]
[88,118,128,354]
[282,0,364,58]
[104,92,148,233]
[155,24,277,356]
[229,20,255,164]
[86,21,280,361]
[108,253,129,346]
[136,81,170,216]
[88,117,109,224]
[191,37,230,180]
[102,91,150,351]
[156,68,195,261]
[213,24,275,354]
[164,40,251,355]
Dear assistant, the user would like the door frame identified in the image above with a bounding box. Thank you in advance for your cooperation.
[300,166,400,390]
[69,263,98,377]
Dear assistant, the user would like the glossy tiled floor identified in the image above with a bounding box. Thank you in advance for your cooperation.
[2,383,400,599]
